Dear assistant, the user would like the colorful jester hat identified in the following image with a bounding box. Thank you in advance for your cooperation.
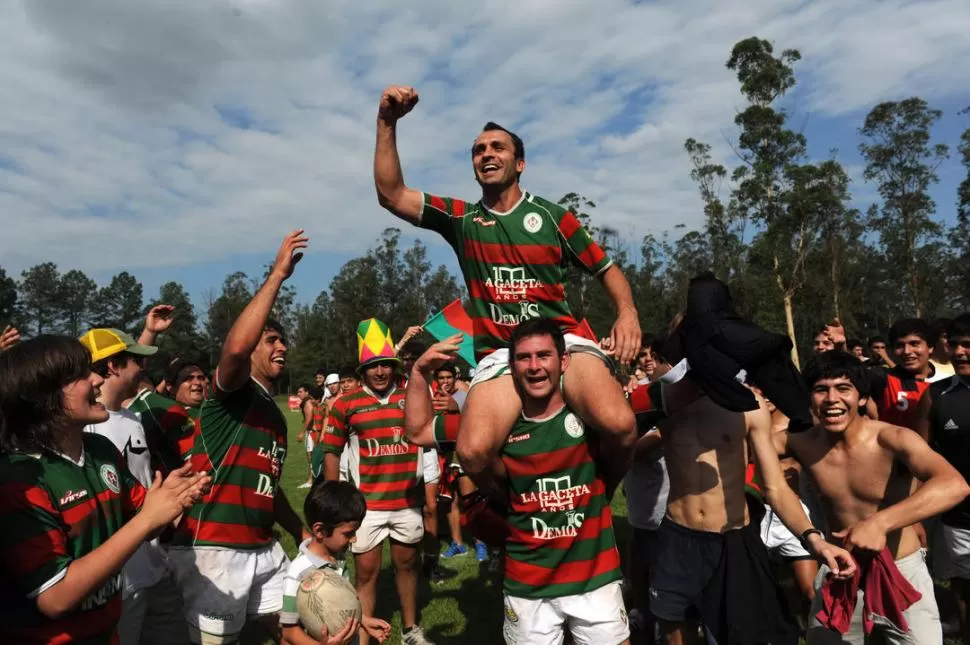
[356,318,401,372]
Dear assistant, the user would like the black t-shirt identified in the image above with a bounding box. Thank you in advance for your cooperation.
[928,376,970,528]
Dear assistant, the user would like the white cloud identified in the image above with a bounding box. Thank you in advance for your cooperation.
[1,0,969,279]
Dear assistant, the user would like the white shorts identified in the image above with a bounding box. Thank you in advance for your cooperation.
[118,572,188,645]
[471,333,609,387]
[352,507,424,554]
[503,580,629,645]
[339,447,349,482]
[942,524,970,579]
[169,542,289,644]
[424,448,440,485]
[760,502,812,560]
[807,549,941,645]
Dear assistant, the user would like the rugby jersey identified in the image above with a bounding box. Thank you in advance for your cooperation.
[323,387,423,511]
[0,433,145,644]
[502,406,622,599]
[420,191,611,360]
[174,378,287,549]
[126,389,198,472]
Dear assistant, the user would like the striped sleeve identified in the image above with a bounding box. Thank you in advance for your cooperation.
[420,193,467,250]
[279,558,309,626]
[433,413,460,452]
[556,210,612,275]
[322,398,349,454]
[0,478,71,598]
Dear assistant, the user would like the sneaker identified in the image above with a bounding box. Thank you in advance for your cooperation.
[429,563,458,584]
[475,541,489,562]
[441,541,467,558]
[402,625,436,645]
[297,482,312,489]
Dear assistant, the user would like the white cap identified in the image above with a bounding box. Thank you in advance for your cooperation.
[325,373,339,385]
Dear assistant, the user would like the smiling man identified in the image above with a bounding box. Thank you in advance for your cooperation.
[775,351,969,644]
[869,319,938,433]
[168,231,309,645]
[374,85,639,500]
[322,318,433,645]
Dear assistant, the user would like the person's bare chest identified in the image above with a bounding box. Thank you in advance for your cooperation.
[797,437,902,519]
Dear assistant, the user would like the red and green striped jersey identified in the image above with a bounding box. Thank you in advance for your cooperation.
[420,191,612,360]
[502,406,622,599]
[0,433,145,644]
[323,387,423,511]
[311,400,324,442]
[174,378,287,549]
[126,389,198,472]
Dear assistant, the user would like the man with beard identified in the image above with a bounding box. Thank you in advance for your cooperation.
[322,319,434,645]
[169,232,309,645]
[374,86,639,500]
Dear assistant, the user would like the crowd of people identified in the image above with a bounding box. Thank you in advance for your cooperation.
[0,83,969,645]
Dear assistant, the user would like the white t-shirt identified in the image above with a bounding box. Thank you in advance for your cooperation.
[85,408,168,595]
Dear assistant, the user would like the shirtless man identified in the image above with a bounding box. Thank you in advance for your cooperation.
[775,351,970,644]
[650,372,855,644]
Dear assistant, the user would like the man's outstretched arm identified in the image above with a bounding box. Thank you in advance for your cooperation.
[375,85,425,224]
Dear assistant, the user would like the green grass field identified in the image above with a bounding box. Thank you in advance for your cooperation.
[241,398,964,645]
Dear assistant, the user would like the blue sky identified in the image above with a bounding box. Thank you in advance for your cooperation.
[1,0,968,317]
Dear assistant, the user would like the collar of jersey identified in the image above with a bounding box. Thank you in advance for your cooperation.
[361,384,398,405]
[480,191,529,216]
[521,403,567,423]
[944,375,970,394]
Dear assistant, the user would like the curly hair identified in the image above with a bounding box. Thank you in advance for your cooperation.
[0,335,92,454]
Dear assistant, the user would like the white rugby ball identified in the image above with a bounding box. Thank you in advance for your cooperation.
[296,567,362,639]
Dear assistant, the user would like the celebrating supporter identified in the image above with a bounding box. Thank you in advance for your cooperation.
[322,318,434,645]
[0,335,209,644]
[777,351,969,644]
[80,327,189,645]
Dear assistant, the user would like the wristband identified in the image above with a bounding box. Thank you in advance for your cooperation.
[799,528,823,548]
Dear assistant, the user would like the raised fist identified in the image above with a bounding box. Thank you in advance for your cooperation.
[378,85,419,122]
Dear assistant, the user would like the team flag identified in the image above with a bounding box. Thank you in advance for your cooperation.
[423,300,477,367]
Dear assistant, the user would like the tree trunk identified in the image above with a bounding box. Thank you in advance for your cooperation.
[783,291,800,370]
[830,239,841,319]
[774,253,801,369]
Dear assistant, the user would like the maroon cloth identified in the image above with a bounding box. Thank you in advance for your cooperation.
[816,548,923,634]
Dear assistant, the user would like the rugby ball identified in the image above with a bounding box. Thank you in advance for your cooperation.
[296,567,362,639]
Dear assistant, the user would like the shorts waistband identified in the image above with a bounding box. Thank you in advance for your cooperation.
[661,517,744,540]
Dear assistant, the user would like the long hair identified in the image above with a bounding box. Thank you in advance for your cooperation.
[0,336,92,454]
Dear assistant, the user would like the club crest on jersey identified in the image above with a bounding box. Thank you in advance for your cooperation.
[523,212,543,233]
[564,413,584,438]
[398,399,406,409]
[100,464,120,494]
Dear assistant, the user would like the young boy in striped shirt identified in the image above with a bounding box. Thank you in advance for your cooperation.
[280,480,390,645]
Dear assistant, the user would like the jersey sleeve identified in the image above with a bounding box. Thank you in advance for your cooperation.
[420,193,468,251]
[555,209,612,276]
[321,399,349,454]
[0,477,72,599]
[433,413,460,452]
[279,563,303,626]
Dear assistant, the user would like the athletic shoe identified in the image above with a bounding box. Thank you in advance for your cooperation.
[441,541,467,558]
[402,625,436,645]
[475,542,488,562]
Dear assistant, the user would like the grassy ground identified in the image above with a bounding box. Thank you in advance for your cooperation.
[242,398,965,645]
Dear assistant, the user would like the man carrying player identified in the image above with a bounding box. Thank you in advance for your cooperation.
[168,231,309,645]
[374,85,639,496]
